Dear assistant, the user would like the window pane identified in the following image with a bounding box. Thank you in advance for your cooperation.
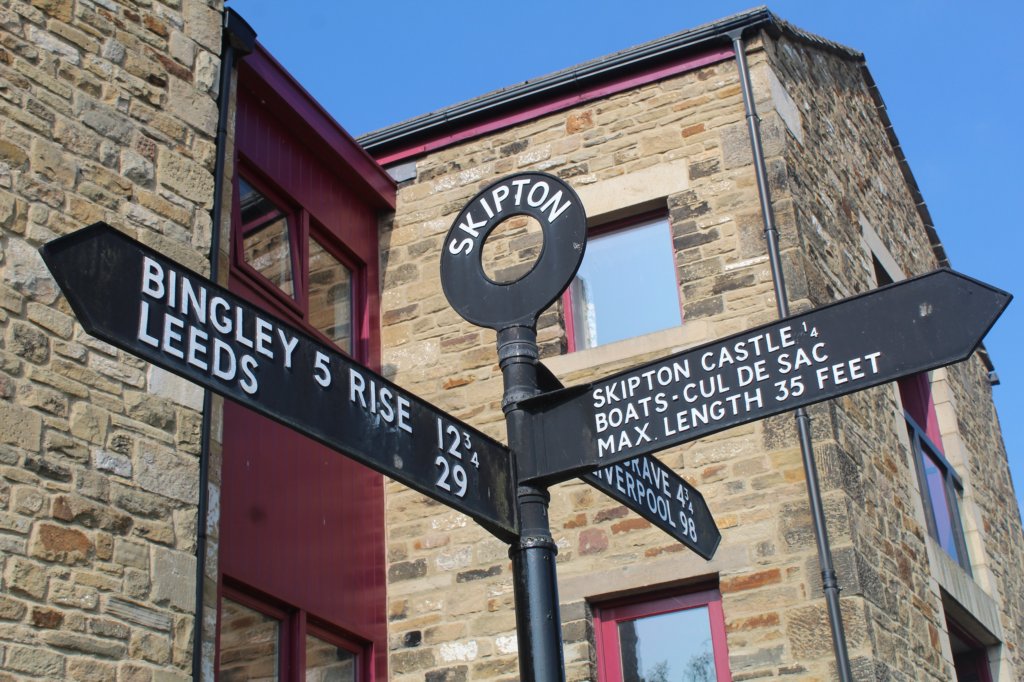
[618,606,717,682]
[219,599,280,681]
[308,237,353,353]
[571,219,680,349]
[239,178,283,227]
[921,448,962,564]
[240,179,295,299]
[305,634,357,682]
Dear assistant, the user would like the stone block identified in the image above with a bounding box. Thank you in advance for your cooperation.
[51,494,133,534]
[105,596,173,631]
[7,319,49,363]
[29,522,94,564]
[390,559,428,583]
[77,97,133,143]
[30,137,77,187]
[5,237,59,302]
[125,391,176,431]
[166,75,217,133]
[26,24,80,64]
[135,441,198,504]
[69,402,110,445]
[67,658,117,682]
[41,630,128,659]
[0,594,27,620]
[31,606,64,629]
[150,546,196,612]
[5,644,65,677]
[157,147,214,208]
[0,400,42,449]
[130,630,171,664]
[183,0,220,53]
[92,447,132,478]
[121,148,154,184]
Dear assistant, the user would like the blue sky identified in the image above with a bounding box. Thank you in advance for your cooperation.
[228,1,1024,511]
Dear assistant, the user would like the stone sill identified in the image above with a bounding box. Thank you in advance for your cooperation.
[543,322,711,384]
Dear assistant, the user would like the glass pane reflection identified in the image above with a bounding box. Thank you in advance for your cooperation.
[922,448,961,564]
[240,178,295,299]
[305,633,357,682]
[219,599,280,681]
[571,218,680,349]
[618,606,716,682]
[308,237,353,353]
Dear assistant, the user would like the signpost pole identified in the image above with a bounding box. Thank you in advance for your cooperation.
[730,29,854,681]
[500,326,566,682]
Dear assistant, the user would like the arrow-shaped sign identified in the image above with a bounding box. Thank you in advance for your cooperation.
[525,270,1010,484]
[584,455,720,559]
[41,223,517,542]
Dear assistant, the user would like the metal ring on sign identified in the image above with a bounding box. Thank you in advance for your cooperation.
[440,172,588,330]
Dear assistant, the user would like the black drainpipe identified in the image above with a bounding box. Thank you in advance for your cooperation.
[193,9,255,681]
[726,27,854,682]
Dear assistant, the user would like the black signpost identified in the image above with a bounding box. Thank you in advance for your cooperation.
[43,169,1010,682]
[40,223,517,542]
[441,172,589,682]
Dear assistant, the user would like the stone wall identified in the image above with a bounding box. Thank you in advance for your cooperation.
[0,0,222,679]
[767,30,1024,680]
[377,28,1022,682]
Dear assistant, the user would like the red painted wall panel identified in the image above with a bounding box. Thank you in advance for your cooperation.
[221,62,389,679]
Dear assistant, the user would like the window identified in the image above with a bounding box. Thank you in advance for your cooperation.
[907,412,971,573]
[946,613,994,682]
[594,589,731,682]
[234,173,361,357]
[565,215,681,351]
[218,588,365,681]
[898,372,971,573]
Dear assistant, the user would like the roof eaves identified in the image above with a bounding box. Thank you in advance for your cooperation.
[357,6,778,155]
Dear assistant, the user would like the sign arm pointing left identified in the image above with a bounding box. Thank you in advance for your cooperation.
[41,223,518,543]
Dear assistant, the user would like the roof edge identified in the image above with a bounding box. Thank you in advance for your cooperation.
[356,7,776,156]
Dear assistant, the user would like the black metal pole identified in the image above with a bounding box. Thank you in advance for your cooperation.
[193,11,255,681]
[499,325,566,682]
[728,29,854,682]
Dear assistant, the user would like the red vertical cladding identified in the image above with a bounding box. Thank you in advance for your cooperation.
[220,44,394,680]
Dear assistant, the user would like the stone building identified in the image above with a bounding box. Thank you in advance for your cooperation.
[358,8,1024,682]
[0,2,1021,682]
[1,0,226,680]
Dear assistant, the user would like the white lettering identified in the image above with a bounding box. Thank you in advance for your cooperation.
[137,301,159,348]
[239,355,258,395]
[212,338,236,382]
[187,326,209,371]
[141,257,165,300]
[161,313,185,359]
[254,317,273,359]
[278,329,299,369]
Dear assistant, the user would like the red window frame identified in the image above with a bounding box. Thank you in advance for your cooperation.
[947,617,993,682]
[219,582,371,681]
[562,209,681,353]
[593,588,731,682]
[231,164,367,360]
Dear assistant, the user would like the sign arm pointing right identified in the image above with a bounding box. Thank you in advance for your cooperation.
[521,269,1010,485]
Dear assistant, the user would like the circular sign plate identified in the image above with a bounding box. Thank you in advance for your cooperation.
[440,172,587,330]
